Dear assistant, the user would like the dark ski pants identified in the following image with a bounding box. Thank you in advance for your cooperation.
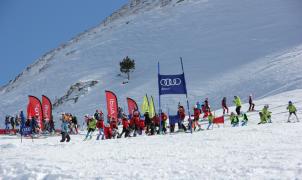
[118,127,130,138]
[222,105,229,114]
[60,132,70,142]
[236,106,241,115]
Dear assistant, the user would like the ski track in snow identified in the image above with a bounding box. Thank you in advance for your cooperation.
[1,89,302,179]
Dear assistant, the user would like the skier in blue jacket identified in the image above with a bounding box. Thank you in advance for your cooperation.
[60,119,70,142]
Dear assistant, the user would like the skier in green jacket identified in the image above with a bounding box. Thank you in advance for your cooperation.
[84,115,97,140]
[230,112,239,127]
[287,101,299,123]
[258,105,271,124]
[233,96,242,115]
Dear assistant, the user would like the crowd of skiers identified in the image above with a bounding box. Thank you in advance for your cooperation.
[2,94,299,142]
[57,94,300,142]
[4,115,20,133]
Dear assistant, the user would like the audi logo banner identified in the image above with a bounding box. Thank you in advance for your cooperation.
[158,73,187,95]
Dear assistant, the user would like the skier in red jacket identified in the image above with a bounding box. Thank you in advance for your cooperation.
[193,105,202,131]
[177,105,187,132]
[118,115,130,138]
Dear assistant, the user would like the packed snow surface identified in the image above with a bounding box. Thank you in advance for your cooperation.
[1,89,302,179]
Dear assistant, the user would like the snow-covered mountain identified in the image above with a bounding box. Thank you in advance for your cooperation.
[1,0,302,124]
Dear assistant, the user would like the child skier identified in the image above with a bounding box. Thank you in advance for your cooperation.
[258,105,271,124]
[84,115,96,140]
[230,112,239,127]
[193,105,202,131]
[241,113,248,126]
[118,115,130,138]
[287,101,299,123]
[161,112,168,134]
[206,113,214,130]
[177,105,187,132]
[60,118,70,142]
[96,117,104,140]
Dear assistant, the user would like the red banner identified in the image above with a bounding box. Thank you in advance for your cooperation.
[105,91,118,120]
[42,95,52,121]
[27,96,43,129]
[127,97,138,116]
[213,116,224,124]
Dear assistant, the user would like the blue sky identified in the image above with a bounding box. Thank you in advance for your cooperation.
[0,0,128,86]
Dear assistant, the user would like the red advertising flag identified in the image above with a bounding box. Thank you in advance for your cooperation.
[126,97,138,116]
[42,95,52,121]
[105,91,119,120]
[213,116,224,124]
[28,96,43,129]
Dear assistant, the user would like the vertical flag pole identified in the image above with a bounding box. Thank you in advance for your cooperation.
[158,62,162,134]
[180,57,192,133]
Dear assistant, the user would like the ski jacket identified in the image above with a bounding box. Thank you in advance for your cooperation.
[287,104,297,113]
[139,119,145,128]
[233,97,242,107]
[161,113,168,122]
[230,114,239,124]
[88,118,97,130]
[153,116,160,125]
[194,108,201,119]
[96,120,104,129]
[122,118,129,128]
[177,107,186,120]
[262,107,271,118]
[208,114,214,123]
[61,121,69,133]
[110,120,118,129]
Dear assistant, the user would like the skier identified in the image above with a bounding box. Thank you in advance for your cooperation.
[222,97,229,115]
[258,105,271,124]
[201,104,209,118]
[84,115,96,140]
[118,114,130,138]
[177,105,187,132]
[10,116,15,132]
[131,110,140,136]
[144,112,151,134]
[248,95,255,111]
[233,96,242,115]
[152,113,160,134]
[161,112,168,134]
[60,118,70,142]
[241,113,248,126]
[5,116,10,132]
[94,110,101,120]
[206,113,214,130]
[71,115,78,134]
[96,117,105,140]
[287,101,299,123]
[230,112,239,127]
[110,117,119,138]
[193,105,202,131]
[138,118,145,135]
[204,98,211,112]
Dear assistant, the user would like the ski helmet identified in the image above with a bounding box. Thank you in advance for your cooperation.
[289,101,292,104]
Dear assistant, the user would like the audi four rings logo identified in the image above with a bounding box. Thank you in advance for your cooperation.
[160,78,182,87]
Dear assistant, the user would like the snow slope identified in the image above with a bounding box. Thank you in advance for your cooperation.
[1,0,302,125]
[1,89,302,179]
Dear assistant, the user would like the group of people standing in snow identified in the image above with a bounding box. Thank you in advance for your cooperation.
[56,94,299,143]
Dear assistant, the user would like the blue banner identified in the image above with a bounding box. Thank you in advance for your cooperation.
[158,73,187,95]
[20,111,32,136]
